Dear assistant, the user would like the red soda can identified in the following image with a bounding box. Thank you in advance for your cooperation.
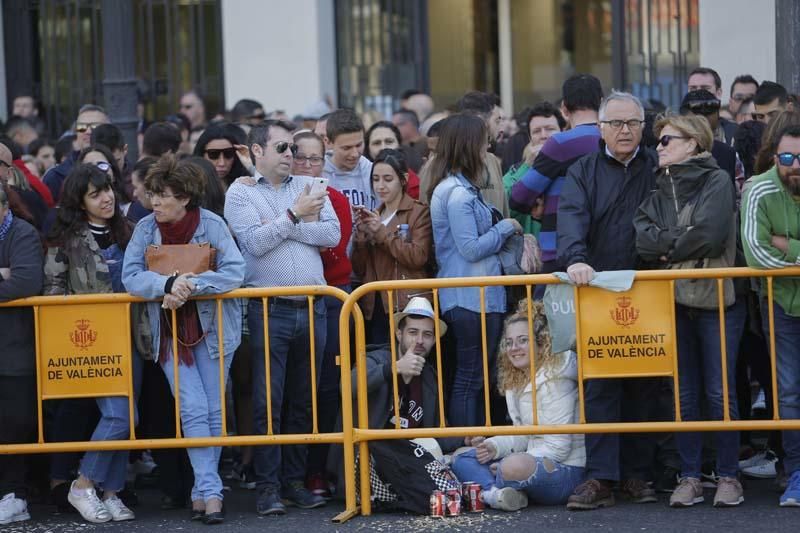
[446,488,461,516]
[460,482,473,510]
[429,490,445,518]
[468,482,484,512]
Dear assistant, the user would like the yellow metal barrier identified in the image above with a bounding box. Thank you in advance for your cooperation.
[339,267,800,516]
[0,286,362,524]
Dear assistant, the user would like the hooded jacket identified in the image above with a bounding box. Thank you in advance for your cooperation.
[323,154,377,209]
[557,144,658,271]
[634,152,736,265]
[741,165,800,316]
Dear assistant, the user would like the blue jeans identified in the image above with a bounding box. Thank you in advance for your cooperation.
[761,299,800,476]
[675,301,746,479]
[444,307,503,428]
[452,449,585,505]
[160,341,233,502]
[249,298,326,492]
[79,350,143,492]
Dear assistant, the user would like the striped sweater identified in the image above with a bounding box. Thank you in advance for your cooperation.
[741,165,800,316]
[509,124,601,263]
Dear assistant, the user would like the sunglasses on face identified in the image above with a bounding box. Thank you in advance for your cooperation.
[274,141,298,156]
[75,122,103,133]
[205,147,236,161]
[659,134,689,147]
[94,161,111,172]
[777,152,800,167]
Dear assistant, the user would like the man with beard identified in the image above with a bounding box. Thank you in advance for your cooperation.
[741,124,800,507]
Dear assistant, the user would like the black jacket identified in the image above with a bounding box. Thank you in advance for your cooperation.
[633,153,735,265]
[557,145,658,271]
[0,217,44,376]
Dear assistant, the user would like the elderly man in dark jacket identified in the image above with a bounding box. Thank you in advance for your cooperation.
[328,297,463,495]
[0,185,43,525]
[557,91,663,511]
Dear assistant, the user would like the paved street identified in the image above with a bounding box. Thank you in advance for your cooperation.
[6,479,796,533]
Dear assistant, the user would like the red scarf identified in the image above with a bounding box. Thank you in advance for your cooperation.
[157,208,202,367]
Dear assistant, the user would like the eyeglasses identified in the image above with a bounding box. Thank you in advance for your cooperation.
[75,122,103,133]
[94,161,111,172]
[294,155,324,166]
[601,119,644,130]
[501,336,529,351]
[145,191,176,200]
[777,152,800,167]
[205,148,236,161]
[731,93,753,102]
[274,141,298,156]
[659,134,689,147]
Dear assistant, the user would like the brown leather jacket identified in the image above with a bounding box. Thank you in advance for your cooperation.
[352,194,433,319]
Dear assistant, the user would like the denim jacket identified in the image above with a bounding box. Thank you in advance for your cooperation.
[430,173,516,314]
[122,209,246,361]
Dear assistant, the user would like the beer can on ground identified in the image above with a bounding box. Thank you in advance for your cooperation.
[446,488,462,516]
[468,483,484,512]
[460,482,474,510]
[429,490,446,518]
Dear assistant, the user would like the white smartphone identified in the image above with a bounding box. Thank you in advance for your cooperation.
[309,177,329,195]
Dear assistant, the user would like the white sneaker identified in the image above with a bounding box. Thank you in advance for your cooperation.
[103,495,135,521]
[0,492,30,525]
[752,389,766,412]
[741,451,778,479]
[492,487,529,511]
[67,481,112,523]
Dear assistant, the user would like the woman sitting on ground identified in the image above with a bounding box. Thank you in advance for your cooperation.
[451,300,585,510]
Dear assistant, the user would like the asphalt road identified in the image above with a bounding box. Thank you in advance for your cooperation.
[5,479,797,533]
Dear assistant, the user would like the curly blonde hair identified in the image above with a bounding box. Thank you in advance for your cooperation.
[497,299,556,394]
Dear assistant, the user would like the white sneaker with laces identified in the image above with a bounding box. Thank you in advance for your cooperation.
[493,487,529,511]
[741,451,778,479]
[0,492,30,525]
[103,495,135,521]
[67,481,112,523]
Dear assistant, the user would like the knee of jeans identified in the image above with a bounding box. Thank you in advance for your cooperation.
[499,454,538,482]
[180,396,210,427]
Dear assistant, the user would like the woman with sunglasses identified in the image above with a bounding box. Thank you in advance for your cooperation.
[352,148,432,344]
[451,300,585,511]
[43,164,139,523]
[634,113,746,508]
[78,144,132,216]
[193,123,250,188]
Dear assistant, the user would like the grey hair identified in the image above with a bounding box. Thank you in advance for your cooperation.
[599,90,645,121]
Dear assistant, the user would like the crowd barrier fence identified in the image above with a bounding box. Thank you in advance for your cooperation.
[3,267,800,521]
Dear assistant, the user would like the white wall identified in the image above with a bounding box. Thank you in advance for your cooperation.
[221,0,337,116]
[699,0,776,104]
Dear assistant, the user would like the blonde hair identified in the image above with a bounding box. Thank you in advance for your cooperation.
[7,165,31,191]
[653,113,714,153]
[496,299,556,394]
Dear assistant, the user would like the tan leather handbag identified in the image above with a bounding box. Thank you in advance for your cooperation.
[144,242,217,276]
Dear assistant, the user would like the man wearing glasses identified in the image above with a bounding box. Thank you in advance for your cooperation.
[741,124,800,507]
[224,120,340,516]
[42,104,109,203]
[728,75,759,116]
[558,91,662,511]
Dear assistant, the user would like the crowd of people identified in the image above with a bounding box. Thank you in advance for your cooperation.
[1,66,800,526]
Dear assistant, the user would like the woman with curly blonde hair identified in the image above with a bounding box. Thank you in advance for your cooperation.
[451,300,585,511]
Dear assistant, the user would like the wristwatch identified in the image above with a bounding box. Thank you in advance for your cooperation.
[286,208,300,224]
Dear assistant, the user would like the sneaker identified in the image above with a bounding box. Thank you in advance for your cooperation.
[741,450,778,479]
[751,389,766,413]
[0,493,31,525]
[655,466,681,493]
[620,478,657,503]
[493,487,528,511]
[103,495,135,521]
[669,477,704,507]
[701,462,720,488]
[566,479,614,510]
[713,477,744,507]
[256,488,286,516]
[779,470,800,507]
[306,473,332,499]
[67,481,112,523]
[282,481,326,509]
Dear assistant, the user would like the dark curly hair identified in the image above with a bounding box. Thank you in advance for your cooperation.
[47,164,132,250]
[145,154,206,210]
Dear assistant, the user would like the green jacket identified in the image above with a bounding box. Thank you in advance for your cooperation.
[503,162,541,236]
[44,226,114,295]
[741,165,800,316]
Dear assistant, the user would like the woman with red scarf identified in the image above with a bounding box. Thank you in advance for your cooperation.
[122,155,245,524]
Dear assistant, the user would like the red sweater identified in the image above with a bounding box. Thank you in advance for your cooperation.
[407,169,420,200]
[321,187,353,286]
[14,160,55,208]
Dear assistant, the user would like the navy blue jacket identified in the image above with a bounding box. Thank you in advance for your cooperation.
[43,151,78,204]
[557,145,658,271]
